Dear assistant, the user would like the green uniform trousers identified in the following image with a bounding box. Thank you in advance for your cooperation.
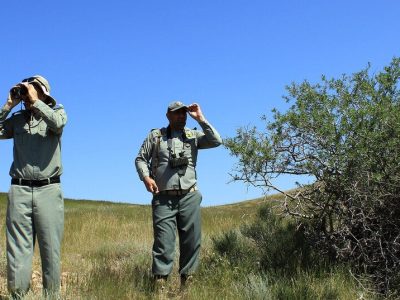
[152,190,202,276]
[6,183,64,295]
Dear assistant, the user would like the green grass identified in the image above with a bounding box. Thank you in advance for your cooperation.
[0,192,378,299]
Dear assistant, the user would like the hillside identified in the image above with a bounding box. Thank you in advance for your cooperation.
[0,192,269,298]
[0,192,368,299]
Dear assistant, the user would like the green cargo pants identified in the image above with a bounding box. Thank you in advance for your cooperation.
[152,190,202,276]
[6,183,64,296]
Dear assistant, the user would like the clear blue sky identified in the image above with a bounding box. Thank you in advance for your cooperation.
[0,1,399,206]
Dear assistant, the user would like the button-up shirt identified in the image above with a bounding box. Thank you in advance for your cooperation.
[0,100,67,180]
[135,120,222,191]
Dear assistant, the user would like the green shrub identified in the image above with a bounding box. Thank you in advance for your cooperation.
[225,57,400,294]
[242,205,313,275]
[211,229,258,271]
[212,204,316,276]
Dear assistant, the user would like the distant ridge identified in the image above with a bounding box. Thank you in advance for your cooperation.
[0,191,285,207]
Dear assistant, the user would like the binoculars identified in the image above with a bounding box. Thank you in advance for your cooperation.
[10,85,28,100]
[169,152,189,169]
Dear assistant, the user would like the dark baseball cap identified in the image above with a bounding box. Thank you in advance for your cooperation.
[167,101,188,112]
[22,75,56,106]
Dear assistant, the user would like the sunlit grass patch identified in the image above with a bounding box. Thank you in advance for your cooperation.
[0,193,373,299]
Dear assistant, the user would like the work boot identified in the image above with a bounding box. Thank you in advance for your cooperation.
[9,289,27,300]
[180,274,194,291]
[153,275,168,298]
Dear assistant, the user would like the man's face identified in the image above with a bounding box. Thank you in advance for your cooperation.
[167,108,187,130]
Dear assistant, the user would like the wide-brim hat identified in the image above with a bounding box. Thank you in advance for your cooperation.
[22,75,57,106]
[167,101,187,112]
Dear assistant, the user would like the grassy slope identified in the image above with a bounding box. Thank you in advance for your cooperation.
[0,193,374,299]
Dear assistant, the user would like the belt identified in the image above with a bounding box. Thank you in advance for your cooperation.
[158,186,197,196]
[11,176,61,187]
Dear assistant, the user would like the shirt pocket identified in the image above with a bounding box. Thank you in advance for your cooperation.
[158,138,170,161]
[183,138,197,164]
[38,121,48,137]
[13,125,29,147]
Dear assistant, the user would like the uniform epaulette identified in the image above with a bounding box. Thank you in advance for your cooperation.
[150,128,161,137]
[151,127,167,137]
[53,104,64,110]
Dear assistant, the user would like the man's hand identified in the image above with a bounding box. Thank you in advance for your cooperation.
[5,92,21,111]
[23,83,39,105]
[187,103,205,122]
[4,82,42,111]
[144,176,159,194]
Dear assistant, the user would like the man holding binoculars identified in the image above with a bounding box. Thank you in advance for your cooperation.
[0,75,67,298]
[135,101,222,292]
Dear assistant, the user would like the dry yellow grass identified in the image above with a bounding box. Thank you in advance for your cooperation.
[0,192,372,299]
[0,193,268,299]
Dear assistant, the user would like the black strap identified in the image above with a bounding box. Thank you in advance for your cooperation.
[166,126,187,176]
[166,125,188,140]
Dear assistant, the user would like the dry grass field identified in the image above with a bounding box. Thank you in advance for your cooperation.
[0,192,374,299]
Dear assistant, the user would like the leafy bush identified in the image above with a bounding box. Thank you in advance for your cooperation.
[224,58,400,294]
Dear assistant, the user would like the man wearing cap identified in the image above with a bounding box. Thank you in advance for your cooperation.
[0,75,67,297]
[135,101,222,291]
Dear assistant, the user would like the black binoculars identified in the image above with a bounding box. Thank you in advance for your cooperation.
[10,85,28,100]
[169,152,189,169]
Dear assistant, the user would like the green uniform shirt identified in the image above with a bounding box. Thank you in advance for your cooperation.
[135,119,222,191]
[0,100,67,180]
